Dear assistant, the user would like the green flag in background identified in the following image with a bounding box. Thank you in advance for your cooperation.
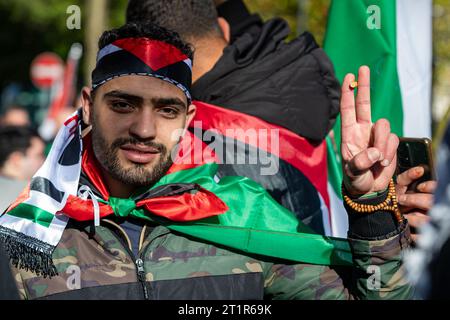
[324,0,432,237]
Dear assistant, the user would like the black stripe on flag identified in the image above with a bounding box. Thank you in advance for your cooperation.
[30,177,65,203]
[190,128,325,234]
[58,135,81,166]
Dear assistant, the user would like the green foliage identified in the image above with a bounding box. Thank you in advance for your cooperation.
[305,0,330,46]
[246,0,298,38]
[109,0,128,28]
[245,0,330,43]
[433,0,450,81]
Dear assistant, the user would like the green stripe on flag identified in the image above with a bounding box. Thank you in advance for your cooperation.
[167,222,353,266]
[150,163,353,266]
[7,203,54,228]
[324,0,404,152]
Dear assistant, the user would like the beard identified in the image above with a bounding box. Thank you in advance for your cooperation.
[90,122,173,188]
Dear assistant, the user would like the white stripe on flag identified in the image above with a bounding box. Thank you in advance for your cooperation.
[319,193,332,237]
[34,120,81,195]
[328,182,348,238]
[24,191,69,214]
[0,213,68,247]
[397,0,432,138]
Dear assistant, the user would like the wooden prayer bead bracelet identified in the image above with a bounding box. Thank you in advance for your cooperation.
[342,179,404,223]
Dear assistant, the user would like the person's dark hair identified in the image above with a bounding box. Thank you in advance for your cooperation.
[0,126,41,169]
[126,0,222,41]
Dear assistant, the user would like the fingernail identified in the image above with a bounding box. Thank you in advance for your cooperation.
[368,149,380,162]
[399,195,406,203]
[381,159,390,166]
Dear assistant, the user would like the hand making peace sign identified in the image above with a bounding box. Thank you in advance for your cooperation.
[340,66,400,196]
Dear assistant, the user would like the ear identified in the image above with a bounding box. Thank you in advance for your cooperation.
[217,17,231,44]
[185,103,197,129]
[81,86,93,125]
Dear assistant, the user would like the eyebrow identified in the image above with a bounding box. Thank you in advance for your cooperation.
[103,90,143,105]
[152,97,187,110]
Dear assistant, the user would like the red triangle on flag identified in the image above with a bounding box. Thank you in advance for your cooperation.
[113,37,188,71]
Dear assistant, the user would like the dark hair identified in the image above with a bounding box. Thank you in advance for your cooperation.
[0,126,41,169]
[126,0,221,41]
[98,22,193,60]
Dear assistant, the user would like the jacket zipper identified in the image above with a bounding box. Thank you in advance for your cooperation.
[103,224,151,299]
[103,222,170,300]
[135,257,149,299]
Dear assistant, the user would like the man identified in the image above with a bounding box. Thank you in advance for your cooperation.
[126,0,435,240]
[0,126,45,212]
[0,22,412,300]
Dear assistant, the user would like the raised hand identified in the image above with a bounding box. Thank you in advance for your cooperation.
[340,66,399,196]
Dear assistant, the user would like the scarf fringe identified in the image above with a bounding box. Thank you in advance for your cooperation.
[0,226,57,278]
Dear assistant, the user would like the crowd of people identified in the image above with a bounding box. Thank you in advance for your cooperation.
[0,0,448,300]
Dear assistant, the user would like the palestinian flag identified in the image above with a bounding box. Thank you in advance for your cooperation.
[0,109,352,277]
[190,101,333,236]
[324,0,433,237]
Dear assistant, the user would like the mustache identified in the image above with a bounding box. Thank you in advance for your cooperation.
[111,138,167,154]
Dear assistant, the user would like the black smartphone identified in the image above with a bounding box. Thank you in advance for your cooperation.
[396,137,436,191]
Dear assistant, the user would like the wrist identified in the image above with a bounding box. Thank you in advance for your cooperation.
[349,187,388,200]
[341,179,404,223]
[342,179,384,198]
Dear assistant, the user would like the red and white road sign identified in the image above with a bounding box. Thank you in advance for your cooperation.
[30,52,64,89]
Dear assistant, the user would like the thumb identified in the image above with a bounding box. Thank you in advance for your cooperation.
[346,147,381,178]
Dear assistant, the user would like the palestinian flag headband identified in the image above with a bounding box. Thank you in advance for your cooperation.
[91,37,193,104]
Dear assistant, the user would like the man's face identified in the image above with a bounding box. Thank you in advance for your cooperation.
[82,76,196,188]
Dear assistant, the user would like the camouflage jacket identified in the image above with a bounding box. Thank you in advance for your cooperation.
[10,215,413,300]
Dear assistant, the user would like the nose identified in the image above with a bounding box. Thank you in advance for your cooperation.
[129,107,157,140]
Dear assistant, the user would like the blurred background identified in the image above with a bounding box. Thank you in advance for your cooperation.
[0,0,448,144]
